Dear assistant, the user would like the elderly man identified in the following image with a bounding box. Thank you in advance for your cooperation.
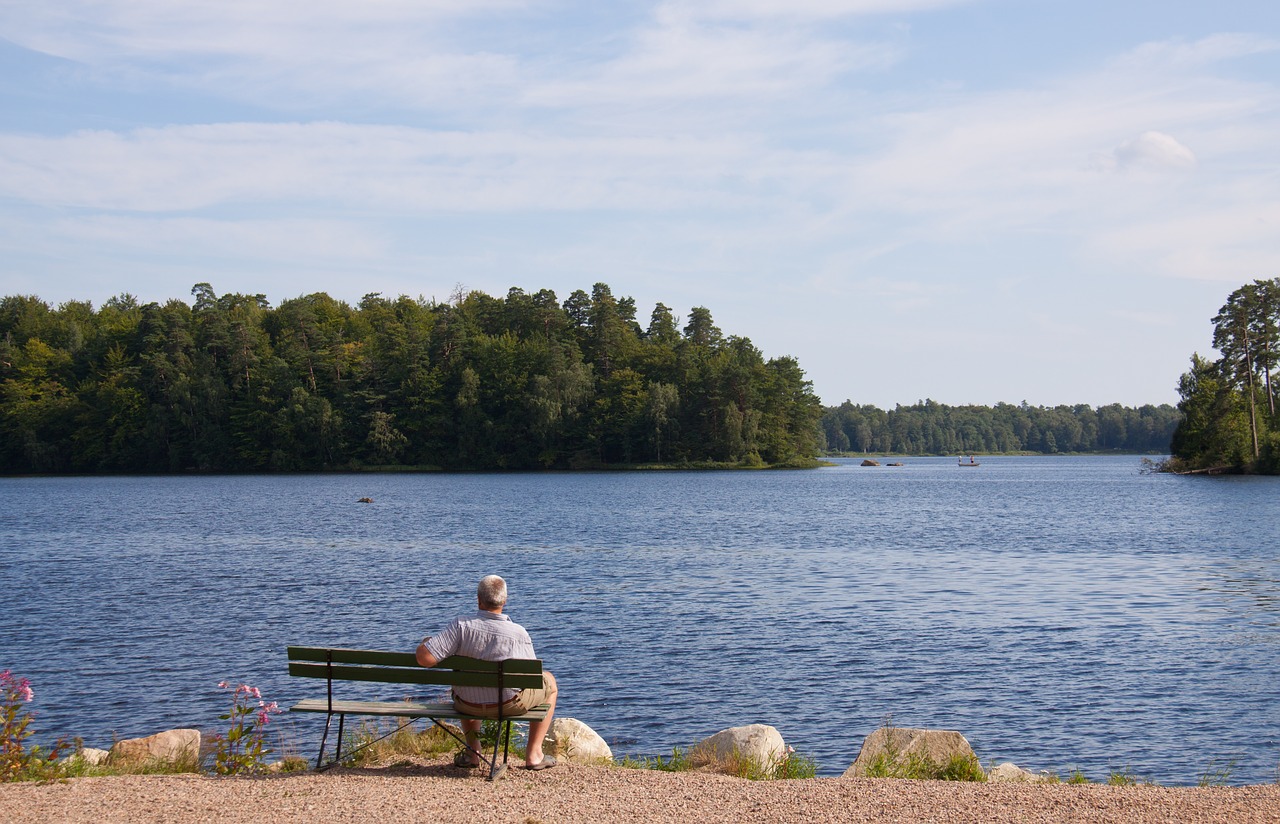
[415,575,559,770]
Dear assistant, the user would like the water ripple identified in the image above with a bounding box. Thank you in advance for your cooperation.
[1,456,1278,784]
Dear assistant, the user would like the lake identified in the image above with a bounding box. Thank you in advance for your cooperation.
[2,456,1278,784]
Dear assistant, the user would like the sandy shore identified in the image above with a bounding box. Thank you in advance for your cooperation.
[2,758,1278,823]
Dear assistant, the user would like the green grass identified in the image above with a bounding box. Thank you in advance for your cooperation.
[1198,757,1239,787]
[1106,766,1158,786]
[617,745,818,780]
[862,750,986,782]
[339,720,464,767]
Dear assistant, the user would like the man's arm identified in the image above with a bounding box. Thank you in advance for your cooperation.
[415,637,438,667]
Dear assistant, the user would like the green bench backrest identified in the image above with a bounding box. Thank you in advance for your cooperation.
[287,646,544,690]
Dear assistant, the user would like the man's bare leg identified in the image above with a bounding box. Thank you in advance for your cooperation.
[524,672,558,767]
[461,718,482,765]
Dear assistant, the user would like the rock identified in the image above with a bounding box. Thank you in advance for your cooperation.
[844,727,978,778]
[77,747,110,766]
[887,462,904,467]
[545,717,612,763]
[989,762,1036,783]
[357,497,373,503]
[988,762,1055,783]
[694,724,786,767]
[861,459,880,467]
[108,729,201,766]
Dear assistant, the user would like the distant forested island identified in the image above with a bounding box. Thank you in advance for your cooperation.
[820,400,1178,456]
[0,283,1182,475]
[1168,279,1280,474]
[0,283,825,473]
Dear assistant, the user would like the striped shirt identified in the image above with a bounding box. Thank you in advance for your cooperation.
[424,610,537,705]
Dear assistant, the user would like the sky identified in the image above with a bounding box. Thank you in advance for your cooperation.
[1,1,1278,409]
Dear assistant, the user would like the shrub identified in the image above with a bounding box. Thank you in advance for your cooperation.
[1,670,70,782]
[210,682,282,775]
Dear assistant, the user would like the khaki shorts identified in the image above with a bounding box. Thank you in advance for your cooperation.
[453,671,557,718]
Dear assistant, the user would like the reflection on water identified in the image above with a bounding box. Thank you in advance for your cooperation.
[1,456,1278,784]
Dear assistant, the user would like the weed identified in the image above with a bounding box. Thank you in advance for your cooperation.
[859,721,985,782]
[862,749,985,781]
[618,744,817,781]
[1198,757,1238,787]
[210,682,282,775]
[52,743,202,779]
[1066,768,1090,785]
[622,746,695,773]
[1,670,71,782]
[478,719,526,758]
[340,720,463,767]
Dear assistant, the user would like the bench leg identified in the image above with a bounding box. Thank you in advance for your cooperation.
[487,720,512,783]
[335,714,347,763]
[316,713,334,769]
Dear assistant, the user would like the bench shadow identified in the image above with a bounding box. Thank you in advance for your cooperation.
[314,760,495,780]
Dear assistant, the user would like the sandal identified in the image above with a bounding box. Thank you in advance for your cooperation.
[453,751,480,769]
[524,756,557,771]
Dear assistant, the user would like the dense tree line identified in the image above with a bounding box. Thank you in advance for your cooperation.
[1169,279,1280,473]
[821,399,1179,455]
[0,283,825,473]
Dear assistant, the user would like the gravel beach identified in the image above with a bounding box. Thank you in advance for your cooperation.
[2,758,1278,823]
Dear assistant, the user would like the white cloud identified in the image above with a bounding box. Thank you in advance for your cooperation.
[0,123,784,213]
[0,1,524,61]
[0,0,530,111]
[528,20,882,107]
[1110,131,1197,171]
[667,0,972,21]
[1114,33,1280,71]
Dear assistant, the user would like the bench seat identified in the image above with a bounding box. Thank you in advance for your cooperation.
[290,697,550,722]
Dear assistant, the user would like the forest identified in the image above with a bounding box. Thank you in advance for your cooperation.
[0,283,825,473]
[1,282,1183,475]
[1169,278,1280,473]
[820,399,1179,456]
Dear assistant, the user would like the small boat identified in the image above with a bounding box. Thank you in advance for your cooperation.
[958,456,980,467]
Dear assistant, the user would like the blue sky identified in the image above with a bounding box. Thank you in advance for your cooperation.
[2,1,1278,408]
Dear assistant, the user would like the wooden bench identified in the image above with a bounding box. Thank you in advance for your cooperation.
[287,646,549,780]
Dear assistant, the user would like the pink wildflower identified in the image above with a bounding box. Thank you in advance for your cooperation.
[250,687,261,700]
[19,682,33,703]
[218,681,228,689]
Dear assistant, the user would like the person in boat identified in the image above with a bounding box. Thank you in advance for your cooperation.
[415,575,559,770]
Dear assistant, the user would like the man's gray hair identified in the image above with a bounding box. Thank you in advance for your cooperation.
[477,575,508,610]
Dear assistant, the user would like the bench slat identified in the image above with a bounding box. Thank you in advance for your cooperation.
[287,646,542,675]
[289,698,550,722]
[288,647,418,667]
[288,662,545,690]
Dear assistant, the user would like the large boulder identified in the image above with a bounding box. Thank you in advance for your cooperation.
[545,717,612,763]
[694,724,786,767]
[844,728,978,778]
[861,459,880,467]
[108,729,201,766]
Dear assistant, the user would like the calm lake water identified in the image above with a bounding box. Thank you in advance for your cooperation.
[2,456,1278,784]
